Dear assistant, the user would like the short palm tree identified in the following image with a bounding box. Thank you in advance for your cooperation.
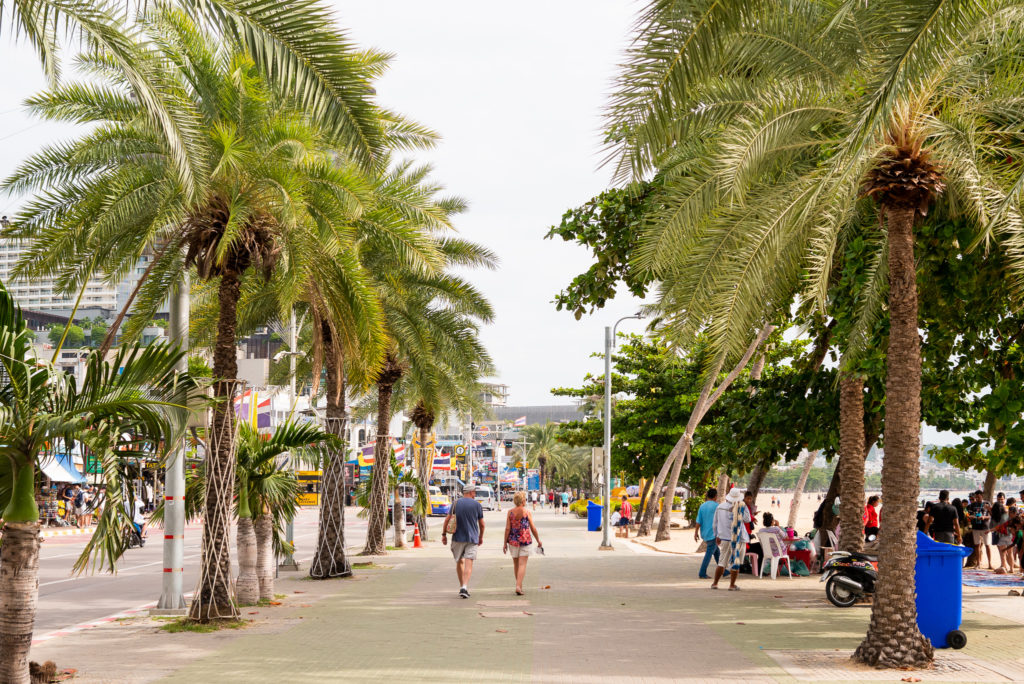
[0,285,194,683]
[607,0,1024,667]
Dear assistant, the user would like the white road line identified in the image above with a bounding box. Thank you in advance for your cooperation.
[39,554,201,587]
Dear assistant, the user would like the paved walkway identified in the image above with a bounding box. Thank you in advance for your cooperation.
[30,507,1024,683]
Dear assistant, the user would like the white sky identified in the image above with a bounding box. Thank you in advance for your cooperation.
[0,1,646,407]
[0,5,962,443]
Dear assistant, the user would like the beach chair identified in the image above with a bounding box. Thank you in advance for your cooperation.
[758,532,792,579]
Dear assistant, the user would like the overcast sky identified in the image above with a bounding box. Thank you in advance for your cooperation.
[0,1,646,407]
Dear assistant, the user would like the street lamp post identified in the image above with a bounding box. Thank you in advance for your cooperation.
[601,314,642,550]
[279,308,301,571]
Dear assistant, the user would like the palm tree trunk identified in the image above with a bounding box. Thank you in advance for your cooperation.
[854,203,933,667]
[254,513,274,601]
[655,324,774,541]
[235,517,259,605]
[309,323,351,579]
[363,381,395,555]
[839,374,866,553]
[787,450,817,529]
[0,521,41,684]
[637,448,674,536]
[415,427,431,541]
[393,483,407,549]
[190,271,241,621]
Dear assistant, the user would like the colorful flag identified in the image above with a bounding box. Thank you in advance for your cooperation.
[393,442,406,462]
[513,416,527,427]
[432,454,452,470]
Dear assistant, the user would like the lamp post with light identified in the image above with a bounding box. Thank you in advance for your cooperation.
[600,313,642,550]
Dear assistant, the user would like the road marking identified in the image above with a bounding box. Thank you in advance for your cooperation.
[39,554,201,587]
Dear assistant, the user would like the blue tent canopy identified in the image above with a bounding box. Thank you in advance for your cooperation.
[39,453,87,484]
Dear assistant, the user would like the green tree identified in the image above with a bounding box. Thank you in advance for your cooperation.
[48,323,85,348]
[521,423,570,493]
[0,285,195,683]
[607,0,1024,666]
[87,319,109,348]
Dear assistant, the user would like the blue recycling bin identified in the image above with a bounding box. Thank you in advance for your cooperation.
[587,502,603,532]
[915,531,972,648]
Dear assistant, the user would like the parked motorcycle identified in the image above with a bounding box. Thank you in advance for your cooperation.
[821,550,877,607]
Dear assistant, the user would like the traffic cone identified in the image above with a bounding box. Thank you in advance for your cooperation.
[413,523,422,548]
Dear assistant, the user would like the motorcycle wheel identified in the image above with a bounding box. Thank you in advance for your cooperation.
[825,576,860,608]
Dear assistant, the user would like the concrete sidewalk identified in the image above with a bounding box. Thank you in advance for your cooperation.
[30,507,1024,683]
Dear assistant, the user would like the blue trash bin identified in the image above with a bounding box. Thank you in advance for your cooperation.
[915,531,972,649]
[587,502,603,532]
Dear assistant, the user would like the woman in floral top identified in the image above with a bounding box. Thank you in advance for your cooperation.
[503,491,543,595]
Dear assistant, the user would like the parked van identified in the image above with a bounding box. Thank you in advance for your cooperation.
[474,485,497,510]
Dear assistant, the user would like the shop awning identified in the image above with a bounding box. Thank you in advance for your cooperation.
[39,453,87,484]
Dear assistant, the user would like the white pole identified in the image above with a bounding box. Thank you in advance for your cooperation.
[601,325,613,550]
[495,438,501,512]
[157,274,188,612]
[280,308,299,571]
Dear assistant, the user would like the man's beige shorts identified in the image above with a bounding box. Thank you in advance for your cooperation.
[451,541,478,561]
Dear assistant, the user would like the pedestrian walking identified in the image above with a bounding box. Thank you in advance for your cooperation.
[503,491,543,595]
[441,485,486,598]
[560,490,570,515]
[711,487,751,591]
[694,488,720,579]
[616,494,632,537]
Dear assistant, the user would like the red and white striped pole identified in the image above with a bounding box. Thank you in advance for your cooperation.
[156,275,188,613]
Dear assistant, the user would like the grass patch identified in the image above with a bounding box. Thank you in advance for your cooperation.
[159,618,248,633]
[274,594,287,599]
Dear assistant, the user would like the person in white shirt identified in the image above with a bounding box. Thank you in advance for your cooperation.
[711,487,752,591]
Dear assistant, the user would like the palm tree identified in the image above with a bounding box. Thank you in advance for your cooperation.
[2,0,393,200]
[0,285,194,683]
[607,0,1024,667]
[360,230,495,552]
[521,423,568,494]
[2,11,386,620]
[354,451,429,549]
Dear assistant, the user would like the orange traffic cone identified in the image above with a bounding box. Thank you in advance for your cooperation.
[413,523,422,548]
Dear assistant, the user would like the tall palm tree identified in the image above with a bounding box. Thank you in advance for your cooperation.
[2,10,385,620]
[0,285,195,683]
[521,422,568,494]
[607,0,1024,667]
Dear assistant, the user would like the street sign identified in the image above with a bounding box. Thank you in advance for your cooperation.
[478,425,490,436]
[454,444,467,456]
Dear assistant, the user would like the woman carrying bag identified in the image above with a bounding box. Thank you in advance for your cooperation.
[503,491,543,595]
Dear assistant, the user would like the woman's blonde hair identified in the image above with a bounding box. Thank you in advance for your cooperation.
[513,491,527,506]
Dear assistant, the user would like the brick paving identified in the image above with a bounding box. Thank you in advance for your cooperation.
[30,506,1024,683]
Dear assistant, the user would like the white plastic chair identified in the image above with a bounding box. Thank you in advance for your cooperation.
[758,532,792,579]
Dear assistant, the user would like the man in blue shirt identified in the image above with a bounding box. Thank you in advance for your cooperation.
[694,488,720,579]
[442,485,486,598]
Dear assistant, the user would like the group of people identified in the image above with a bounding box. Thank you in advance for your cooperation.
[693,486,800,590]
[442,485,544,597]
[549,489,573,513]
[56,483,100,527]
[915,489,1024,573]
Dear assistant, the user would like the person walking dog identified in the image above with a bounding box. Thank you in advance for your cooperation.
[442,485,486,599]
[503,491,543,595]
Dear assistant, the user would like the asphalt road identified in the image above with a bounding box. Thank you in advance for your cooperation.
[35,507,368,635]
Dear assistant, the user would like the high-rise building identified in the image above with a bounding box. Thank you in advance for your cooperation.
[0,237,161,317]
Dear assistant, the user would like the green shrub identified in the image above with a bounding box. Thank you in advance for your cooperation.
[683,496,702,522]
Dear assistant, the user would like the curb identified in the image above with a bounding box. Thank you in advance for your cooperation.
[40,527,95,538]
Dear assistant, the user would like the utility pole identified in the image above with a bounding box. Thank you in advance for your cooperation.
[156,275,189,613]
[279,307,300,571]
